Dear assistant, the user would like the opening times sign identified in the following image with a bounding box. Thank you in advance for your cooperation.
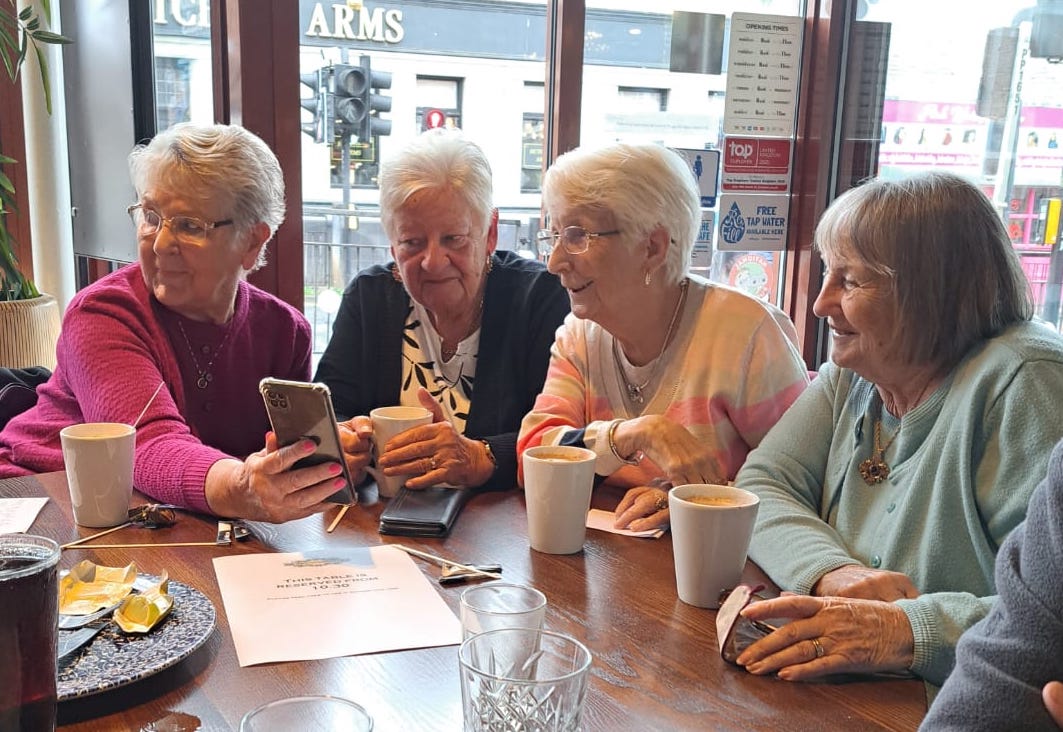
[723,13,802,137]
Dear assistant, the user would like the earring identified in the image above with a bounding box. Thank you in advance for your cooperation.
[485,255,494,275]
[391,264,403,284]
[644,271,652,286]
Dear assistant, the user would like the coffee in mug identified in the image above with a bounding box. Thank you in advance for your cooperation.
[686,495,741,507]
[532,451,585,463]
[668,484,760,608]
[523,445,596,554]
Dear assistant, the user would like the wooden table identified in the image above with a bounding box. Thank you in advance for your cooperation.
[2,473,927,731]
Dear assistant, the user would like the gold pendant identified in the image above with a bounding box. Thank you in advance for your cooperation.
[859,456,890,485]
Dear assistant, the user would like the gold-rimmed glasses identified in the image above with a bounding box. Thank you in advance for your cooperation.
[535,226,621,256]
[127,204,233,246]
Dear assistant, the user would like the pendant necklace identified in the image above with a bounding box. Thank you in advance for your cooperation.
[858,417,901,485]
[176,319,234,390]
[439,295,485,363]
[613,278,688,405]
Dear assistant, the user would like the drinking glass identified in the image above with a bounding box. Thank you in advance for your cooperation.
[460,582,547,640]
[459,628,592,732]
[240,695,373,731]
[0,534,61,731]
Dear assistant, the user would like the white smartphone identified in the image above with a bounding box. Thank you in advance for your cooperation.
[258,378,355,505]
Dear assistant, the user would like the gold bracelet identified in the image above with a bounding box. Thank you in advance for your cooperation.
[479,439,497,470]
[606,419,640,465]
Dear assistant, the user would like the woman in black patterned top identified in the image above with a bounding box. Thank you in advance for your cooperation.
[315,129,569,492]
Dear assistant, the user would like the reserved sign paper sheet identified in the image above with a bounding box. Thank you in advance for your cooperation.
[213,545,461,667]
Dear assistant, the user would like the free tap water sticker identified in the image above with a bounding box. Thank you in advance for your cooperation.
[717,194,788,251]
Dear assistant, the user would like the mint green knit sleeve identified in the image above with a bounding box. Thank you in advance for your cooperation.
[898,355,1063,686]
[738,365,863,592]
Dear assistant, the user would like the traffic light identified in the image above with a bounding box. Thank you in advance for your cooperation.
[332,55,392,142]
[299,68,330,143]
[423,108,446,131]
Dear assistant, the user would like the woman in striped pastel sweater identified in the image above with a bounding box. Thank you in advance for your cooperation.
[517,142,809,532]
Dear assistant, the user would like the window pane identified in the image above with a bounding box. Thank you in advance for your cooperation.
[298,1,550,361]
[840,1,1063,328]
[583,0,805,307]
[152,1,214,129]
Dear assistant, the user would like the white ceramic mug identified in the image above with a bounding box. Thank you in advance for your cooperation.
[367,406,433,498]
[668,484,760,609]
[522,445,596,554]
[59,422,136,528]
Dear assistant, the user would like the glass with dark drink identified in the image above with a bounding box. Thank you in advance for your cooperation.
[0,534,60,731]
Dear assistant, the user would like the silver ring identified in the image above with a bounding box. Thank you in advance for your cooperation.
[428,457,437,471]
[811,637,825,659]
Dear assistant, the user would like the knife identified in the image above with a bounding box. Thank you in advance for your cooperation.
[57,617,111,662]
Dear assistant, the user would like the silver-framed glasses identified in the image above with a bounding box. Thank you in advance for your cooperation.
[127,203,233,246]
[535,226,620,256]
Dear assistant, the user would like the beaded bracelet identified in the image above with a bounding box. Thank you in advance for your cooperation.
[606,419,640,466]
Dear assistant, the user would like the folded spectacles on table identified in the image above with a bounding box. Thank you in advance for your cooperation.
[716,584,780,664]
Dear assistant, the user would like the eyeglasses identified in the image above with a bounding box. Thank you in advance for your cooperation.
[535,226,621,256]
[127,204,233,245]
[716,584,778,664]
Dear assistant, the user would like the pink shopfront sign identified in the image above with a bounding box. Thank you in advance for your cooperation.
[879,100,1063,186]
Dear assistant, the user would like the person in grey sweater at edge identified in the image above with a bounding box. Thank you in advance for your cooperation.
[919,437,1063,731]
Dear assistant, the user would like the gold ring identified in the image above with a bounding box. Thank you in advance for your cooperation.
[430,457,437,470]
[654,495,668,512]
[811,637,825,659]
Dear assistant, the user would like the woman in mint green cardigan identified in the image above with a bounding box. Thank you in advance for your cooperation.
[733,172,1063,688]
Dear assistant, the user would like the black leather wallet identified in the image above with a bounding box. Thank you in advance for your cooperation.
[378,486,471,538]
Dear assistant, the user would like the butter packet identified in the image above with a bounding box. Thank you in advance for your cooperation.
[59,560,138,615]
[114,572,174,633]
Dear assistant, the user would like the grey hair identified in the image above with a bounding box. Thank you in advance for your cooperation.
[128,123,286,272]
[541,142,701,284]
[378,128,494,237]
[815,171,1032,370]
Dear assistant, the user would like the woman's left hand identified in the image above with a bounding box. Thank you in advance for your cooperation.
[613,483,670,531]
[734,595,915,681]
[613,415,725,486]
[375,388,494,489]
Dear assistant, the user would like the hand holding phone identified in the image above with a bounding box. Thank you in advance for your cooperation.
[259,378,356,505]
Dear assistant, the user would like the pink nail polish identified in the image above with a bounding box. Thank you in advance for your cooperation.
[329,463,342,475]
[333,477,347,488]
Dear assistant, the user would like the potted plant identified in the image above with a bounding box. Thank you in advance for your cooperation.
[0,0,70,368]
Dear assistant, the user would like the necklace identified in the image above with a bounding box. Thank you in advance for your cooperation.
[176,319,234,389]
[440,296,485,362]
[858,418,901,485]
[613,278,688,405]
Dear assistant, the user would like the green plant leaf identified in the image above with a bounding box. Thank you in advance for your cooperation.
[0,22,18,53]
[17,6,32,22]
[33,44,49,113]
[30,30,70,44]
